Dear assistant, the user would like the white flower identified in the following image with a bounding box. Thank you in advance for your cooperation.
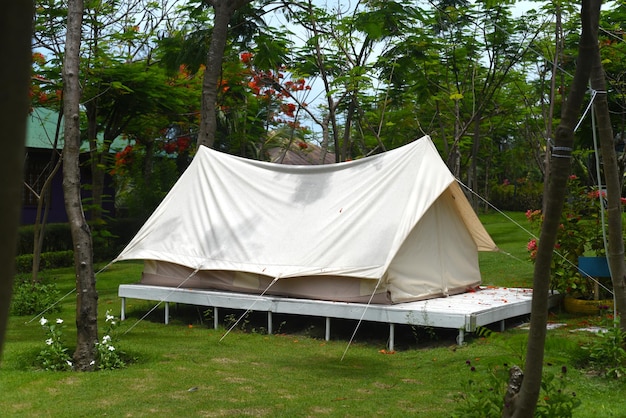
[107,345,115,351]
[105,311,115,323]
[102,335,111,344]
[66,360,73,367]
[39,317,48,326]
[56,318,64,324]
[45,338,53,345]
[90,360,95,366]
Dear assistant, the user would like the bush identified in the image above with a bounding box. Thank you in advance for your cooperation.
[11,275,61,316]
[17,223,73,255]
[15,251,74,274]
[580,315,626,379]
[17,217,144,268]
[489,178,543,211]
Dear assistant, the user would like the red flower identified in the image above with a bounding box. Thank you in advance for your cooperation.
[240,52,253,64]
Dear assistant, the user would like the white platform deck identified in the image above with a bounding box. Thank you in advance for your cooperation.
[118,284,561,348]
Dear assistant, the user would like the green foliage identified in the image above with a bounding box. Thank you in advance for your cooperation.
[15,251,75,274]
[535,369,582,418]
[36,317,73,371]
[453,361,508,417]
[489,178,543,212]
[454,360,581,417]
[116,149,179,221]
[17,223,73,255]
[11,275,61,316]
[525,175,623,298]
[581,316,626,379]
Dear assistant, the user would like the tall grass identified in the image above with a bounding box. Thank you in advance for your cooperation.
[1,212,624,417]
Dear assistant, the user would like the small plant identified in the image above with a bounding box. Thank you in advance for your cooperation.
[202,307,214,325]
[11,276,61,316]
[94,310,126,370]
[454,361,581,417]
[535,367,582,418]
[224,312,250,331]
[453,360,509,417]
[36,317,73,371]
[581,315,626,379]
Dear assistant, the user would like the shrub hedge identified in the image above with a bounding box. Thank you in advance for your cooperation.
[16,218,144,272]
[15,251,75,274]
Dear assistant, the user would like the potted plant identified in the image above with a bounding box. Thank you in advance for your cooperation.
[526,175,625,312]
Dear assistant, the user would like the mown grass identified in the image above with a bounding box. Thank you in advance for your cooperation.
[1,211,625,417]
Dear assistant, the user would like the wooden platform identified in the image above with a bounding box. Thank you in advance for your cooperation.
[118,284,561,349]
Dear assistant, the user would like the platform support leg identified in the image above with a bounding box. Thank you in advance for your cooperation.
[325,317,331,341]
[389,323,395,351]
[457,329,465,346]
[214,307,219,330]
[500,320,505,332]
[268,311,273,335]
[164,302,169,325]
[120,297,126,321]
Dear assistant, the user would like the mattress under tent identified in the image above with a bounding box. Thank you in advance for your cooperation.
[118,284,561,348]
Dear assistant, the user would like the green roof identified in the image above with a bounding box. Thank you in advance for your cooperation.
[27,107,129,153]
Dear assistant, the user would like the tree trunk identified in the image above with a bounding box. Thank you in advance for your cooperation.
[542,6,562,214]
[589,36,626,331]
[0,1,32,357]
[31,157,63,282]
[197,0,252,149]
[32,111,63,281]
[504,1,600,416]
[63,0,99,371]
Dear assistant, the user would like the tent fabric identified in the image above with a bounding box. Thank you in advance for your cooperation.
[115,135,497,304]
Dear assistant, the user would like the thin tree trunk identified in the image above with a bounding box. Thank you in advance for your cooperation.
[32,110,63,281]
[589,38,626,331]
[197,0,251,149]
[0,1,32,357]
[542,6,562,213]
[470,108,482,210]
[63,0,99,371]
[504,1,600,416]
[31,157,63,282]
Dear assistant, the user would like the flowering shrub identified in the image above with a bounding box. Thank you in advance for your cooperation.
[94,310,126,370]
[526,175,624,298]
[37,317,73,371]
[36,311,127,372]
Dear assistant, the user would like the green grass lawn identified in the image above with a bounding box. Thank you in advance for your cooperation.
[1,212,624,417]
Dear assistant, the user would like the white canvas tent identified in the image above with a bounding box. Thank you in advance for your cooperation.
[115,135,497,304]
